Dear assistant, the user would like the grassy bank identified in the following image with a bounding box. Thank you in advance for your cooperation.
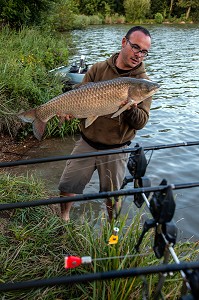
[0,172,198,299]
[0,26,80,139]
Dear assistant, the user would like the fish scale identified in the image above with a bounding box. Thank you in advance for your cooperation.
[18,77,160,140]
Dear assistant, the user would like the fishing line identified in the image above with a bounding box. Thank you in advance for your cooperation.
[48,155,130,176]
[58,149,199,176]
[144,149,154,167]
[93,252,152,261]
[20,149,198,179]
[175,203,199,211]
[143,151,199,162]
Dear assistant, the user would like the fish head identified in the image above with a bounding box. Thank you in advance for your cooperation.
[128,78,160,103]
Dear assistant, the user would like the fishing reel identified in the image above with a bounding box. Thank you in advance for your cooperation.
[150,179,176,224]
[126,143,152,207]
[150,179,177,258]
[127,143,147,179]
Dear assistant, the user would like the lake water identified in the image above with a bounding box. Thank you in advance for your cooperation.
[8,24,199,241]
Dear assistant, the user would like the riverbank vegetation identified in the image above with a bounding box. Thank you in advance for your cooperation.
[0,0,198,139]
[1,0,198,28]
[0,172,199,299]
[0,26,76,139]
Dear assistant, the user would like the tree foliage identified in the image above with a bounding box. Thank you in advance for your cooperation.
[0,0,55,28]
[124,0,151,22]
[177,0,199,19]
[150,0,168,18]
[177,0,199,8]
[77,0,114,16]
[47,0,79,31]
[0,0,198,31]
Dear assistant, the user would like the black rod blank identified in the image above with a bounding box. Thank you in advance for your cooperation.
[1,181,199,211]
[1,140,199,168]
[0,261,198,292]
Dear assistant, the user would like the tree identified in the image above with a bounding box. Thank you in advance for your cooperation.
[124,0,151,22]
[48,0,79,31]
[78,0,105,15]
[177,0,199,19]
[0,0,55,28]
[169,0,175,16]
[78,0,124,16]
[150,0,167,18]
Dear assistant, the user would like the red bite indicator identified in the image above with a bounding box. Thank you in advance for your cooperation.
[64,256,92,269]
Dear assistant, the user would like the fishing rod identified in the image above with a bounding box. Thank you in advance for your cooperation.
[1,140,199,168]
[1,181,199,211]
[0,261,198,292]
[1,146,199,298]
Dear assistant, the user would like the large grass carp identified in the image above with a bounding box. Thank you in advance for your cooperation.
[18,77,160,140]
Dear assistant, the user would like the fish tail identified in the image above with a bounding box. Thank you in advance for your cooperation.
[18,108,46,141]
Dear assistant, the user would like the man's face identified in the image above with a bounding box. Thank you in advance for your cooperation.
[121,31,151,69]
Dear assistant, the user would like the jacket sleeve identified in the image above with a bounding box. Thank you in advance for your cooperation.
[123,97,152,129]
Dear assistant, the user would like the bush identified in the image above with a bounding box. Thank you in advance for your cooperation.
[0,26,69,137]
[47,0,79,32]
[72,14,90,29]
[155,12,164,24]
[104,14,125,24]
[89,14,103,25]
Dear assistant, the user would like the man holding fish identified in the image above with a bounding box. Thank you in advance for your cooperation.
[18,26,159,221]
[58,26,158,222]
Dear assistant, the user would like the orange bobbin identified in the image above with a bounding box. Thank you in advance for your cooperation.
[64,256,92,269]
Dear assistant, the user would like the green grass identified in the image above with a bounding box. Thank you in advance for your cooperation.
[0,26,79,139]
[0,172,198,299]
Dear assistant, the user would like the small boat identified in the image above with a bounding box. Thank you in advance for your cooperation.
[49,55,89,91]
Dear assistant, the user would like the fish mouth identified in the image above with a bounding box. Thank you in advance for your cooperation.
[147,86,160,98]
[155,84,161,92]
[154,86,160,92]
[151,83,160,93]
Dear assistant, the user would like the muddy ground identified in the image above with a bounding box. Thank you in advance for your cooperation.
[0,135,40,163]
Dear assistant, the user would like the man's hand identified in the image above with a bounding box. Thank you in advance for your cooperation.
[120,100,137,110]
[57,114,75,123]
[63,114,75,121]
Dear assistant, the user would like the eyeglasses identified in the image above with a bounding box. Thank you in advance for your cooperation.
[126,38,149,57]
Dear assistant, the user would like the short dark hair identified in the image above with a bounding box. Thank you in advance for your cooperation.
[125,26,151,39]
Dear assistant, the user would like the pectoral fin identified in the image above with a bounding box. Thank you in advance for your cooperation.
[111,100,135,118]
[85,116,98,128]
